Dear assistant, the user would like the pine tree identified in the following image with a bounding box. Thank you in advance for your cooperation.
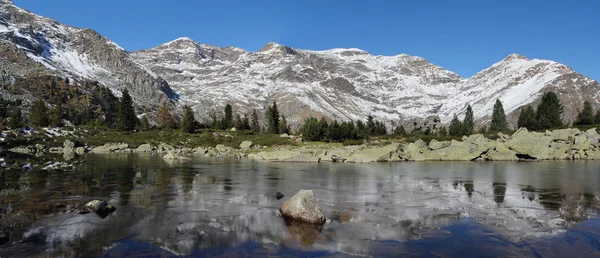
[116,89,137,131]
[266,102,280,134]
[490,99,508,132]
[279,115,290,135]
[478,126,487,134]
[449,114,463,136]
[299,117,322,141]
[30,100,49,127]
[224,104,233,129]
[157,100,174,129]
[393,125,407,136]
[242,114,251,130]
[517,105,537,130]
[49,103,64,128]
[251,109,261,132]
[462,104,474,135]
[596,109,600,125]
[574,100,595,126]
[8,108,22,129]
[536,91,563,129]
[318,117,328,139]
[366,114,376,136]
[139,116,151,131]
[327,120,341,142]
[356,120,368,139]
[180,105,197,133]
[438,126,448,136]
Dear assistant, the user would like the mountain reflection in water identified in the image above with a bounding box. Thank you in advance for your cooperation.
[0,154,599,257]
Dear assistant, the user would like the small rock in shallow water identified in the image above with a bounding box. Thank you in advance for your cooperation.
[276,192,284,200]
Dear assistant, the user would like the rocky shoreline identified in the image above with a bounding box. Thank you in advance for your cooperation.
[6,128,600,163]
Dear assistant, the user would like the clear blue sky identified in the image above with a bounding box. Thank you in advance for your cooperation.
[14,0,600,79]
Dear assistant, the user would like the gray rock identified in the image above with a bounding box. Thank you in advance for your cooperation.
[428,139,450,150]
[279,190,326,224]
[90,143,129,153]
[63,140,75,149]
[193,147,207,155]
[135,143,155,153]
[240,141,253,150]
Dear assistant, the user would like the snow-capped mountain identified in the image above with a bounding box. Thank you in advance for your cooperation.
[132,38,600,128]
[1,0,598,127]
[0,0,176,110]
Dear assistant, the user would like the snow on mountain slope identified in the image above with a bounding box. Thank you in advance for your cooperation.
[132,38,600,128]
[0,0,176,109]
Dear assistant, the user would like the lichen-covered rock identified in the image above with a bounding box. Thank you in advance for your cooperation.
[240,141,253,150]
[346,143,399,163]
[280,190,326,224]
[90,143,129,153]
[504,128,552,160]
[428,139,450,150]
[135,143,155,153]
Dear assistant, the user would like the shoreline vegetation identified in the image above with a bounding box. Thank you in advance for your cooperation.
[3,88,600,164]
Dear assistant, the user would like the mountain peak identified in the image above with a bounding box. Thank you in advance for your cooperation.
[258,42,283,52]
[164,37,197,46]
[503,53,529,62]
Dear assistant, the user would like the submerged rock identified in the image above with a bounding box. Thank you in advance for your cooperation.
[85,200,116,219]
[276,192,285,200]
[280,190,326,224]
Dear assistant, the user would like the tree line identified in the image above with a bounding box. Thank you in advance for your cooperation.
[298,114,387,142]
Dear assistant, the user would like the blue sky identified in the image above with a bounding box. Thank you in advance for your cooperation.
[14,0,600,79]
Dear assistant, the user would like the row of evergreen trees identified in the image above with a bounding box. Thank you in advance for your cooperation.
[517,92,564,130]
[210,102,290,134]
[299,115,387,142]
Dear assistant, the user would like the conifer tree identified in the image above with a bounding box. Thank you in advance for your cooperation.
[224,104,233,129]
[116,89,137,131]
[462,104,475,135]
[490,99,508,132]
[279,115,290,135]
[49,103,64,128]
[30,100,49,127]
[299,117,321,141]
[234,113,243,130]
[251,109,261,132]
[266,102,280,134]
[180,105,197,133]
[318,117,328,139]
[242,114,251,130]
[449,114,463,136]
[596,110,600,125]
[438,126,448,136]
[157,99,174,129]
[517,105,537,129]
[327,120,341,142]
[356,120,368,139]
[536,91,563,129]
[8,108,22,129]
[139,116,151,131]
[393,125,407,136]
[574,100,595,126]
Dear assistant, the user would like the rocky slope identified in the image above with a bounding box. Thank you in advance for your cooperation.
[0,0,176,110]
[133,38,600,129]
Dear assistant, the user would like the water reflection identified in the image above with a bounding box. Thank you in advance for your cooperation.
[1,156,599,257]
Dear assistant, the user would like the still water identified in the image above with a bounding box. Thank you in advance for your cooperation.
[1,154,600,257]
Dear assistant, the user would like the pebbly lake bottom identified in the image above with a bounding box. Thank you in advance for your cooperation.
[0,154,599,257]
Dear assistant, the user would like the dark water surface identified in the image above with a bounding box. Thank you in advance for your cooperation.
[1,154,600,257]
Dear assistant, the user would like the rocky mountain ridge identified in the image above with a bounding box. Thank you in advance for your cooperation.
[1,0,599,129]
[133,37,600,129]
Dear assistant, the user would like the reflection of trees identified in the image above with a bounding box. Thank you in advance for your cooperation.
[453,180,474,197]
[493,183,507,204]
[180,167,195,193]
[117,167,136,205]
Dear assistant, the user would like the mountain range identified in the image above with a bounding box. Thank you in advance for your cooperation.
[1,0,598,130]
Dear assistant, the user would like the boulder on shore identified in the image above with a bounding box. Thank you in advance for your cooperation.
[280,190,326,224]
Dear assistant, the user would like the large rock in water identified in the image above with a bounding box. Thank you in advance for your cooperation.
[85,200,116,219]
[280,190,326,224]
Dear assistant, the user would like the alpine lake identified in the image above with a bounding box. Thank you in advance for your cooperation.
[1,153,599,257]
